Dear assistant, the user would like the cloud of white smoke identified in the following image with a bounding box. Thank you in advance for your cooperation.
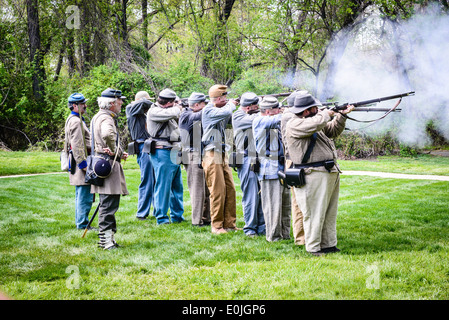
[286,4,449,147]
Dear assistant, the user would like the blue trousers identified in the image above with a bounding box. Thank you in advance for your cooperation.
[75,185,94,229]
[150,149,184,224]
[136,143,155,218]
[237,156,265,235]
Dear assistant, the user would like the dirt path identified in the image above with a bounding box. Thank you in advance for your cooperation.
[0,172,65,179]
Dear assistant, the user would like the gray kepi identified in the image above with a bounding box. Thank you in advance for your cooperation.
[240,92,259,107]
[188,92,209,105]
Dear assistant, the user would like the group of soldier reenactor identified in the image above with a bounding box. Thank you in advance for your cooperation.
[65,84,354,256]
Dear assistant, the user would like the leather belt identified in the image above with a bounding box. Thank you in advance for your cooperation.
[292,159,334,172]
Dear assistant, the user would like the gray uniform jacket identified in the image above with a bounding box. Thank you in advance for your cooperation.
[146,102,182,149]
[126,99,151,143]
[285,110,346,173]
[179,107,203,153]
[201,101,236,152]
[280,108,295,160]
[90,109,129,195]
[65,113,91,186]
[232,109,258,157]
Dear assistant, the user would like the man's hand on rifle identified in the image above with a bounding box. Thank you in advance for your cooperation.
[230,98,240,106]
[340,104,355,114]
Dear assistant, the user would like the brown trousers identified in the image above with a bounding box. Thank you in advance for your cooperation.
[202,150,237,229]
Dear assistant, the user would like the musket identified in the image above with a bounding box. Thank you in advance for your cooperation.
[349,107,402,112]
[257,92,292,99]
[321,91,415,111]
[196,92,294,104]
[81,202,100,238]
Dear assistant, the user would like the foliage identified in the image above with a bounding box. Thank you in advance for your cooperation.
[230,68,291,96]
[335,130,401,158]
[0,0,447,152]
[158,56,214,98]
[425,120,449,147]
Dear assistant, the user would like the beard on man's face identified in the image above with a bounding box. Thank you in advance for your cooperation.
[305,107,318,118]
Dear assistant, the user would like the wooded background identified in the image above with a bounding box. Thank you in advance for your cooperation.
[1,0,448,151]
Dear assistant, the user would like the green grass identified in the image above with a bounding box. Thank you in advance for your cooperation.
[339,154,449,176]
[0,152,449,300]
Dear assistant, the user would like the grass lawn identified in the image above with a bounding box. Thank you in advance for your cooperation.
[0,152,448,301]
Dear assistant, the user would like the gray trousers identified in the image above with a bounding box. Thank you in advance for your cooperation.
[260,179,291,242]
[237,156,265,235]
[184,152,211,225]
[98,194,120,233]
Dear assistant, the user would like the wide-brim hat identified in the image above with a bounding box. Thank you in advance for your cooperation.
[134,91,151,101]
[94,158,112,178]
[101,88,126,100]
[286,90,309,107]
[290,94,322,114]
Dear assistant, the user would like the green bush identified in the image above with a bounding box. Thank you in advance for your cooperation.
[230,68,290,96]
[335,130,401,158]
[158,57,214,98]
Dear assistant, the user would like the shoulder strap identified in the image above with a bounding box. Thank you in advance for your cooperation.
[79,115,88,157]
[90,116,96,156]
[302,133,317,164]
[151,121,170,141]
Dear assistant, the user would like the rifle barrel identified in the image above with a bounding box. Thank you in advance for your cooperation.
[334,91,415,110]
[322,91,414,110]
[352,108,402,112]
[258,92,292,98]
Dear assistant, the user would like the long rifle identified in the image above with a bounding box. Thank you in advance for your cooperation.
[81,202,100,238]
[321,91,415,111]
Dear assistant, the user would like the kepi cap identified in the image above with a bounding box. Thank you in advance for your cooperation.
[259,96,279,110]
[158,88,177,99]
[208,84,228,98]
[101,88,126,99]
[68,93,88,104]
[188,92,209,104]
[240,92,259,107]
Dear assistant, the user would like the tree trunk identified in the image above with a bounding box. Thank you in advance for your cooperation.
[26,0,45,100]
[200,0,237,81]
[142,0,148,50]
[66,30,76,77]
[80,0,92,76]
[53,45,64,81]
[121,0,129,47]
